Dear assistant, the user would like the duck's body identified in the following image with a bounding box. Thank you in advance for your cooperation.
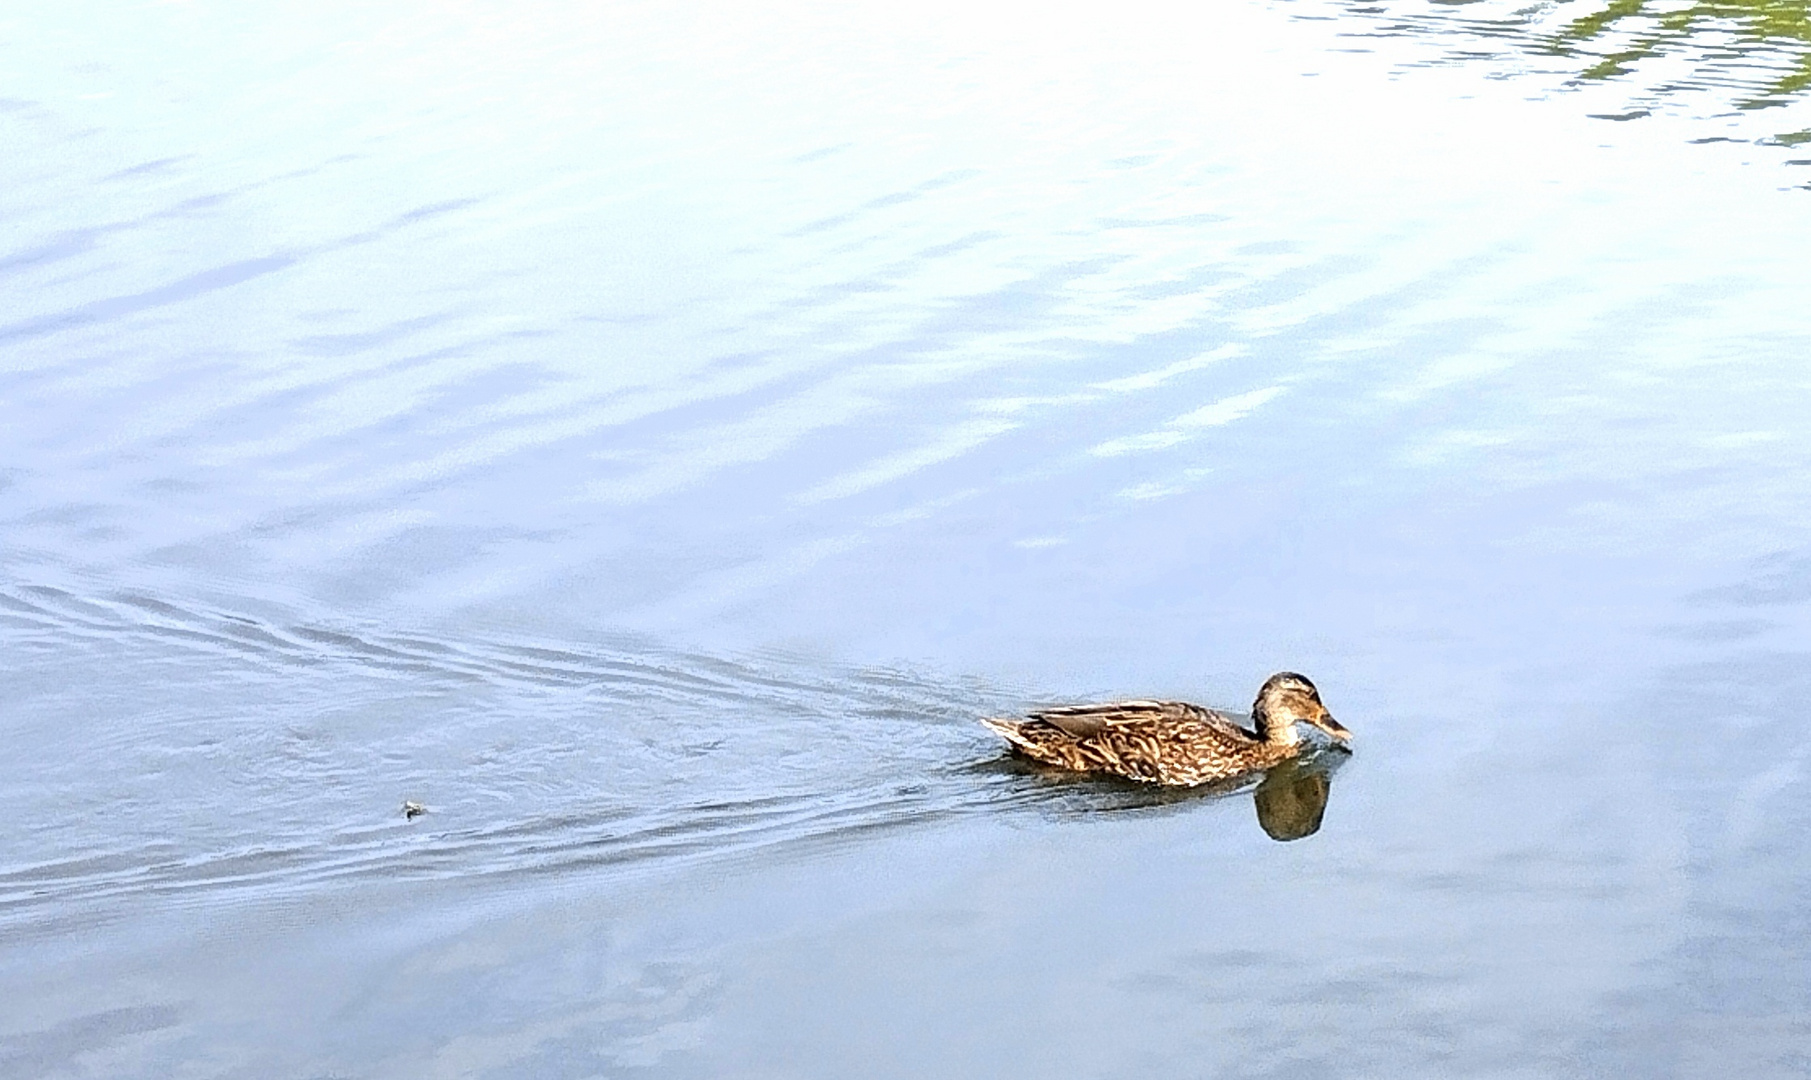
[981,672,1349,787]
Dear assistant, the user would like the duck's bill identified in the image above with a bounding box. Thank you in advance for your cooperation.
[1312,713,1352,743]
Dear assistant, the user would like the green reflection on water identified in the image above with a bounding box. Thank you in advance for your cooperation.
[1552,0,1811,109]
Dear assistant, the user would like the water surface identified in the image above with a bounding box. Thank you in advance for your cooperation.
[5,0,1811,1075]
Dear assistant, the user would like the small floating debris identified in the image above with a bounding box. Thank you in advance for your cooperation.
[402,800,427,820]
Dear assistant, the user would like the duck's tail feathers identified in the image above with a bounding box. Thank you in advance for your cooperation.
[980,715,1033,746]
[981,715,1092,773]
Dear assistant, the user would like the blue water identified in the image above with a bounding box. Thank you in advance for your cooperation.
[6,1,1811,1075]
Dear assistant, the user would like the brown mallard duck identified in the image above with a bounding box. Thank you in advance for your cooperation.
[981,672,1350,786]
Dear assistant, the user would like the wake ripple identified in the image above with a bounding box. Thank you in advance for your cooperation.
[2,583,1246,935]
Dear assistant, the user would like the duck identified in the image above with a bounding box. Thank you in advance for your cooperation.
[981,672,1350,786]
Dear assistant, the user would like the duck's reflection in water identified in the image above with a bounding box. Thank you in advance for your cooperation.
[983,746,1349,841]
[1250,753,1340,841]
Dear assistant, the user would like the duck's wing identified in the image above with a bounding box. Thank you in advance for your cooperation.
[1026,699,1251,740]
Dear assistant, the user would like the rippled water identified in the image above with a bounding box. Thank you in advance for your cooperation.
[6,0,1811,1075]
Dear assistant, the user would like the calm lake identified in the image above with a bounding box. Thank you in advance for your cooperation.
[6,0,1811,1075]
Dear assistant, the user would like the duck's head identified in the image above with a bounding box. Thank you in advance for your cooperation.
[1252,672,1350,746]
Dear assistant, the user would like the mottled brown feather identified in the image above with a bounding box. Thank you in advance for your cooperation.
[983,702,1292,786]
[982,674,1346,787]
[1027,699,1251,740]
